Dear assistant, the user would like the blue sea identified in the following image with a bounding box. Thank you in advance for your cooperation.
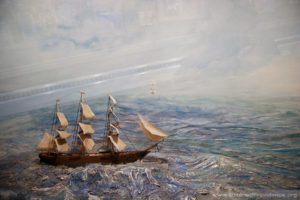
[0,95,299,199]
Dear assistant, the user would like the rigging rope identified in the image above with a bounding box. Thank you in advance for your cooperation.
[118,126,137,150]
[71,100,81,151]
[117,112,162,124]
[48,105,57,153]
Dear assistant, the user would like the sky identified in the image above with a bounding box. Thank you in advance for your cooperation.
[0,0,300,97]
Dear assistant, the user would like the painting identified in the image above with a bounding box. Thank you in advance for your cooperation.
[0,0,299,199]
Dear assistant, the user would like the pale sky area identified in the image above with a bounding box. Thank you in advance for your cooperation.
[0,0,300,97]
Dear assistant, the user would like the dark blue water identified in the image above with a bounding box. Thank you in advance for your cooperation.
[0,95,299,199]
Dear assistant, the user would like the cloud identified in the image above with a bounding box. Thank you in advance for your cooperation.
[245,50,300,96]
[0,0,299,97]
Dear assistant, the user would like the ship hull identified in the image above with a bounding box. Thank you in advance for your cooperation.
[39,150,151,165]
[39,142,160,166]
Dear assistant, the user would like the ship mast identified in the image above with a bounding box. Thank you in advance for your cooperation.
[50,99,59,140]
[104,95,126,153]
[37,98,70,153]
[71,91,95,153]
[71,91,84,152]
[104,95,115,153]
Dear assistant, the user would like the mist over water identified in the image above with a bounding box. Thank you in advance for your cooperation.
[0,95,299,199]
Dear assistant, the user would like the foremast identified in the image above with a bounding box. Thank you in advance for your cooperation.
[104,95,126,153]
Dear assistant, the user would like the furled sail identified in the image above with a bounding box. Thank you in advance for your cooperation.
[78,133,95,151]
[79,122,95,134]
[108,135,126,151]
[55,138,69,152]
[136,113,169,141]
[56,129,71,139]
[80,102,95,119]
[56,112,68,128]
[36,132,55,151]
[109,95,117,107]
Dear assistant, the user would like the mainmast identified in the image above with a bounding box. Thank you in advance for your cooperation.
[72,91,95,153]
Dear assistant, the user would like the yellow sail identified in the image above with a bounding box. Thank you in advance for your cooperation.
[80,102,95,119]
[78,133,95,151]
[136,113,169,141]
[136,121,161,141]
[55,138,69,152]
[108,135,126,151]
[56,129,71,139]
[79,122,95,134]
[36,133,55,151]
[110,123,119,135]
[56,112,68,128]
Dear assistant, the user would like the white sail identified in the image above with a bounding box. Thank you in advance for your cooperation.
[78,133,95,151]
[136,121,162,141]
[108,135,126,151]
[80,102,95,119]
[56,112,68,128]
[149,81,156,95]
[36,132,55,151]
[137,113,169,141]
[55,138,69,152]
[109,95,117,107]
[56,129,71,139]
[79,122,95,134]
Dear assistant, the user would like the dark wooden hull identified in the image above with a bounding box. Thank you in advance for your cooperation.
[39,143,159,166]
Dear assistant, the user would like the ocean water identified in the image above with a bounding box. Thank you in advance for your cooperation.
[0,95,299,199]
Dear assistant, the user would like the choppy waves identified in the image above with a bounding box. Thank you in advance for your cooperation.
[0,95,299,199]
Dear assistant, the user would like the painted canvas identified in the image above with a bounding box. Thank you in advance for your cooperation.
[0,0,299,199]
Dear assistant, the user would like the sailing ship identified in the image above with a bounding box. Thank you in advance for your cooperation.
[37,91,169,165]
[149,80,156,95]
